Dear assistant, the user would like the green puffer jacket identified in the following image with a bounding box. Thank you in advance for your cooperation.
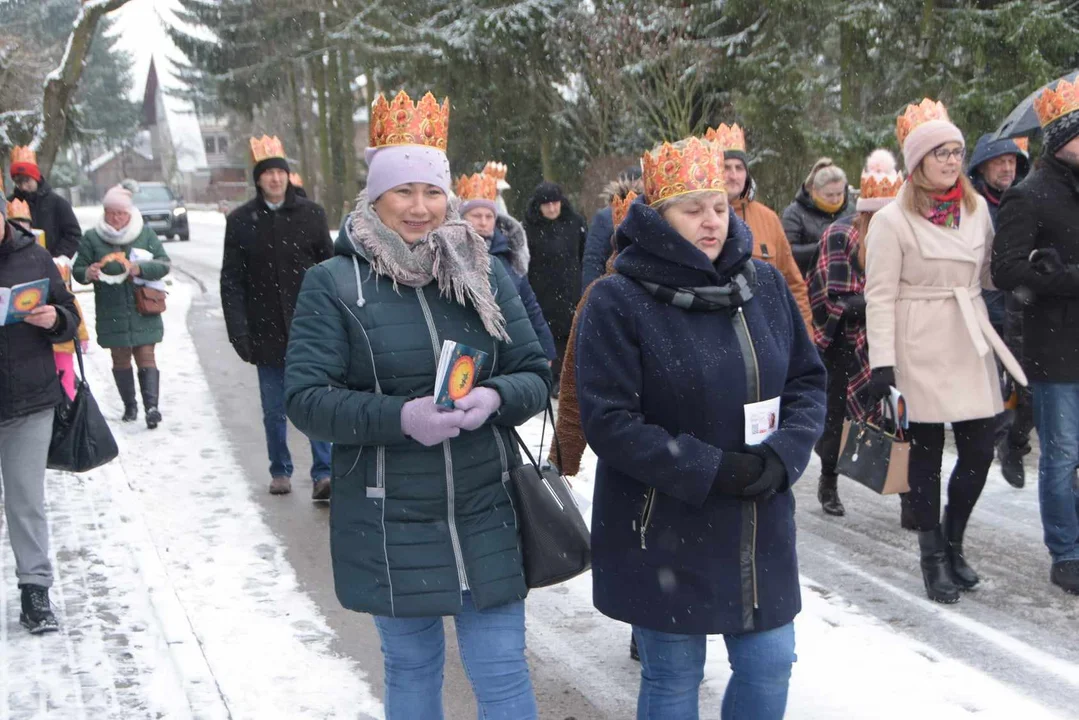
[285,230,552,618]
[73,222,170,348]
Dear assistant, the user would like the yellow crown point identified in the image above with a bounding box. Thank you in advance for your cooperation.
[289,173,304,187]
[1014,137,1030,153]
[896,98,951,148]
[859,171,905,201]
[370,90,450,152]
[1035,77,1079,128]
[482,161,508,182]
[455,173,498,202]
[249,135,286,163]
[642,137,727,205]
[705,123,746,153]
[10,146,36,166]
[611,190,639,227]
[7,198,31,220]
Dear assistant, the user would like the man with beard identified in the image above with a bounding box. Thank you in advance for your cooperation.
[992,78,1079,595]
[7,147,82,259]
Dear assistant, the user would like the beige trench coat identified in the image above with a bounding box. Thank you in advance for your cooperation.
[864,187,1027,424]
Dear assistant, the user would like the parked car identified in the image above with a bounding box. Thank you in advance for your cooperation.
[133,182,189,241]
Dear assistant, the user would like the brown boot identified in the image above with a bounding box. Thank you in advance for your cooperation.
[269,476,292,495]
[311,477,331,501]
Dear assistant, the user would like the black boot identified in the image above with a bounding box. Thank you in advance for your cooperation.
[900,493,916,531]
[996,439,1028,489]
[817,473,846,516]
[113,368,138,422]
[918,528,960,604]
[943,506,979,590]
[629,632,639,662]
[20,584,59,634]
[138,367,162,430]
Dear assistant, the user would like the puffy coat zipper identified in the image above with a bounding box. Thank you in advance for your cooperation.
[733,306,761,630]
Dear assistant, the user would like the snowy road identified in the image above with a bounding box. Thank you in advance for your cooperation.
[14,208,1072,718]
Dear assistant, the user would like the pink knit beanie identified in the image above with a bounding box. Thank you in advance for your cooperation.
[902,120,964,173]
[103,185,135,213]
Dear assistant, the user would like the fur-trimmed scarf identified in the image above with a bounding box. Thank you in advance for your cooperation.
[95,211,145,246]
[347,190,510,341]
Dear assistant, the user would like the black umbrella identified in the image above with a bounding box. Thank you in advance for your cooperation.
[995,70,1079,140]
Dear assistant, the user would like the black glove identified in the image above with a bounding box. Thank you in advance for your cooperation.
[866,366,895,406]
[710,451,765,497]
[742,443,788,499]
[1030,248,1065,275]
[231,335,254,364]
[842,295,866,322]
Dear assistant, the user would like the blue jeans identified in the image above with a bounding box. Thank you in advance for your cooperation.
[256,365,331,481]
[1031,382,1079,563]
[633,622,795,720]
[373,594,537,720]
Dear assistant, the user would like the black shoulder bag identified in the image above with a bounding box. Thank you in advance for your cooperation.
[48,342,119,473]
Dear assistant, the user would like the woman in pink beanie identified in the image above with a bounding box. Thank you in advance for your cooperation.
[862,99,1027,604]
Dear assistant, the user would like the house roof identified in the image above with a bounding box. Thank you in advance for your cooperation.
[140,57,209,174]
[87,146,154,174]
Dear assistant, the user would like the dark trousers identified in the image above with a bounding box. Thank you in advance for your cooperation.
[996,386,1035,450]
[907,418,996,531]
[257,365,332,481]
[815,335,855,477]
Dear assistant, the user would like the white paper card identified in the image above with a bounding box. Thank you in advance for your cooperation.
[744,396,781,445]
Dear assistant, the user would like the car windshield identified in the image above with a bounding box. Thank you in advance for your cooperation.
[135,186,173,203]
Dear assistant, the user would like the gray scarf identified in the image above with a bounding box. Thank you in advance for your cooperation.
[348,190,510,341]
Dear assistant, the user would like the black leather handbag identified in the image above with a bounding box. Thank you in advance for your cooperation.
[48,342,119,473]
[836,402,910,495]
[509,403,591,588]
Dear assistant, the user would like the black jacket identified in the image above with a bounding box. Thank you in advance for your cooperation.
[992,155,1079,383]
[9,179,82,259]
[523,197,587,341]
[781,187,852,277]
[221,188,333,367]
[488,219,557,360]
[581,206,614,291]
[0,223,80,421]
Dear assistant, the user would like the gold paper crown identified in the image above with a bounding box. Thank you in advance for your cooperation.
[896,99,950,148]
[10,146,35,166]
[250,135,286,163]
[455,173,498,202]
[642,138,726,205]
[289,173,304,187]
[370,91,450,152]
[611,190,639,227]
[1034,77,1079,128]
[859,171,904,201]
[482,161,508,182]
[7,198,31,220]
[705,123,746,153]
[1014,137,1030,154]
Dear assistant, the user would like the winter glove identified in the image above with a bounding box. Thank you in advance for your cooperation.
[742,443,789,500]
[1030,248,1065,275]
[451,387,502,431]
[865,366,896,406]
[842,295,866,322]
[710,451,765,497]
[231,335,254,364]
[400,397,466,447]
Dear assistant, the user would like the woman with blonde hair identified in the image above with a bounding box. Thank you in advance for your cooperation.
[864,99,1027,604]
[782,157,853,275]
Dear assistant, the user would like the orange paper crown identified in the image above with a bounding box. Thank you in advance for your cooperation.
[250,135,286,163]
[642,138,726,205]
[859,171,904,201]
[482,161,508,182]
[289,173,303,187]
[896,98,951,147]
[705,123,746,153]
[1034,77,1079,128]
[455,173,498,202]
[7,198,31,220]
[370,91,450,152]
[611,190,639,227]
[1014,137,1030,154]
[10,146,35,166]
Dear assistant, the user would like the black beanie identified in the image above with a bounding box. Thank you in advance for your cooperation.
[532,181,564,205]
[1044,110,1079,156]
[253,157,290,184]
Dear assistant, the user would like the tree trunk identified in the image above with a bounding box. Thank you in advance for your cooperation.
[339,47,358,212]
[37,0,135,175]
[311,54,333,216]
[326,49,347,227]
[288,64,313,196]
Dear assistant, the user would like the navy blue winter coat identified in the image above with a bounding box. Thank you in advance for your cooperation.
[581,206,614,291]
[575,199,827,635]
[488,222,557,360]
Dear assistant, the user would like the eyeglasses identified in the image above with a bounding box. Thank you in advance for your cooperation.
[930,147,966,163]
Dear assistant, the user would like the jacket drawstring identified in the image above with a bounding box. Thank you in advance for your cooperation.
[352,255,366,308]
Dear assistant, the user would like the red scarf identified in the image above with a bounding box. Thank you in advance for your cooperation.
[927,183,962,228]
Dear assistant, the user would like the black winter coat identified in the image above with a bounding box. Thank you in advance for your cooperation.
[781,187,852,277]
[992,156,1079,383]
[523,198,587,342]
[581,206,614,291]
[488,218,557,360]
[9,179,82,259]
[0,223,80,421]
[221,188,333,367]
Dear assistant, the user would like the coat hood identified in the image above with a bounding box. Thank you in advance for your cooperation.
[489,214,530,275]
[794,185,849,219]
[968,133,1030,184]
[613,196,755,288]
[525,190,581,225]
[11,178,53,203]
[0,221,36,257]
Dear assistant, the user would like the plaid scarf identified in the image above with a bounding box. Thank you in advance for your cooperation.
[926,183,962,228]
[807,218,864,351]
[636,262,756,312]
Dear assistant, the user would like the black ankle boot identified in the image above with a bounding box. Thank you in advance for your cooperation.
[918,527,960,604]
[817,473,846,516]
[138,367,161,430]
[943,506,979,590]
[112,368,138,422]
[900,493,916,531]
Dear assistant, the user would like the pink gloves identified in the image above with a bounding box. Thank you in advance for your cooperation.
[452,387,503,431]
[399,388,503,446]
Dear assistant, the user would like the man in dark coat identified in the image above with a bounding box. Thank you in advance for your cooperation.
[581,168,641,290]
[0,198,81,634]
[221,141,334,498]
[969,133,1032,488]
[522,181,586,393]
[8,148,82,259]
[992,86,1079,596]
